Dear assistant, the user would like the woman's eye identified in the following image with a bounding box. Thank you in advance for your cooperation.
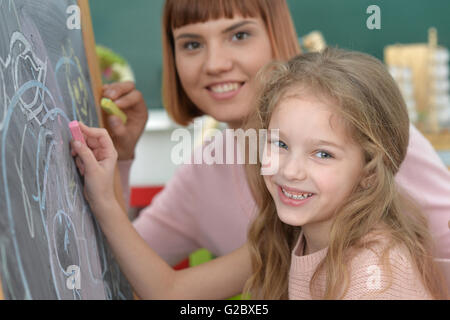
[183,41,201,50]
[315,151,333,159]
[232,31,250,41]
[272,140,288,150]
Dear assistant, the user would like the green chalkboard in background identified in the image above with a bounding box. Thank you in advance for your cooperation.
[89,0,450,110]
[288,0,450,61]
[90,0,164,110]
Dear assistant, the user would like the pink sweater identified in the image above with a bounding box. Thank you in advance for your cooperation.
[289,231,433,299]
[124,124,450,266]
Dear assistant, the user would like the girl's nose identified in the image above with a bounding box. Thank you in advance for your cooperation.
[281,154,307,182]
[204,43,233,75]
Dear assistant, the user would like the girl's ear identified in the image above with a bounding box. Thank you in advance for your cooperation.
[360,174,375,190]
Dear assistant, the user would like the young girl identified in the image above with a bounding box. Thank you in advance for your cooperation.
[102,0,450,268]
[72,48,448,299]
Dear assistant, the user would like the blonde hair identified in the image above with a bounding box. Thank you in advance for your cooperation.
[161,0,301,125]
[243,48,448,299]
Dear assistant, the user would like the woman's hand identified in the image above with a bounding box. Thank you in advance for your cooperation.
[70,122,118,218]
[103,81,149,160]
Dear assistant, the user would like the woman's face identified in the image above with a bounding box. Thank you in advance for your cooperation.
[173,16,273,128]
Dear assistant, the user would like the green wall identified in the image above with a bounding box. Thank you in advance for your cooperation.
[90,0,165,109]
[90,0,450,109]
[288,0,450,61]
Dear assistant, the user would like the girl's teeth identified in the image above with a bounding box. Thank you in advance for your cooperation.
[210,83,240,93]
[281,188,313,200]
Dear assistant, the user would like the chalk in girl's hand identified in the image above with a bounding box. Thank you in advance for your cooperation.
[69,120,86,145]
[101,97,127,124]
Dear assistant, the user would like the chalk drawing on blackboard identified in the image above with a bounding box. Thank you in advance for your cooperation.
[0,0,132,300]
[1,30,100,300]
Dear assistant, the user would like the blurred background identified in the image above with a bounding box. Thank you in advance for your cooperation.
[88,0,450,204]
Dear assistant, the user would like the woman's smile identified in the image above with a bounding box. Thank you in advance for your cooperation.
[206,81,245,100]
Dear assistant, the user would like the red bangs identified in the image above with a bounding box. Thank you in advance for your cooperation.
[166,0,263,30]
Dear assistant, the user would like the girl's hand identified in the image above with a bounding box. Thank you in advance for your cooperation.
[102,82,149,161]
[70,122,118,217]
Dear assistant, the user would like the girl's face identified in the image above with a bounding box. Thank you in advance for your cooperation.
[263,92,365,235]
[173,16,273,128]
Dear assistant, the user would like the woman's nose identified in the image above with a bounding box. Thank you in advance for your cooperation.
[204,43,233,75]
[281,154,307,182]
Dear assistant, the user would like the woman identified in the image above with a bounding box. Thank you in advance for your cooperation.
[102,0,450,269]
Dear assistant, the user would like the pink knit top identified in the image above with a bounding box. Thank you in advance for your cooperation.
[289,231,433,299]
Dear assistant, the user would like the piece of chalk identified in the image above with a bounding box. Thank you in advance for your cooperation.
[101,98,127,124]
[69,121,86,145]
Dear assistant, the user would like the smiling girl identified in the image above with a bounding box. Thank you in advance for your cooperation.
[244,49,448,299]
[72,48,447,299]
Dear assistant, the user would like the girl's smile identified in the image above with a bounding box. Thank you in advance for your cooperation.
[277,185,315,207]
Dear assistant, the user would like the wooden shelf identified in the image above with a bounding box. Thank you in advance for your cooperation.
[423,131,450,169]
[424,131,450,150]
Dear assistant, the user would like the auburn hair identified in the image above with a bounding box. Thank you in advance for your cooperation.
[161,0,301,125]
[243,48,448,299]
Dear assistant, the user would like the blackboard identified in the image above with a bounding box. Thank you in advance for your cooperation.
[89,0,450,110]
[0,0,133,299]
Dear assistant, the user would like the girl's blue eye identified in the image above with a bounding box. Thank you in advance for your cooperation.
[315,151,333,159]
[273,140,288,150]
[232,31,250,41]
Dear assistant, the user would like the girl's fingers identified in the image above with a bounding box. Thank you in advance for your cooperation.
[72,123,118,168]
[71,146,77,157]
[78,123,115,151]
[85,136,102,149]
[75,156,85,176]
[78,121,107,138]
[72,140,98,174]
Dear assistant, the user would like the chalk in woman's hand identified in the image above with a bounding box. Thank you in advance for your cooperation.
[69,120,86,145]
[101,97,127,124]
